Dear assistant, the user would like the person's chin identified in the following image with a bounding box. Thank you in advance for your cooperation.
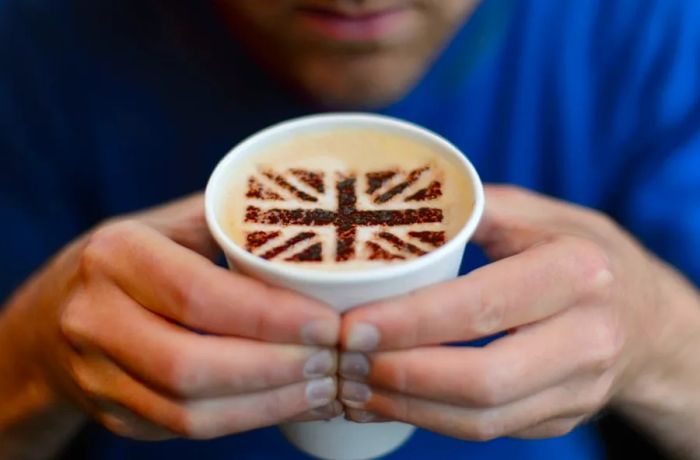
[300,83,410,111]
[292,53,430,110]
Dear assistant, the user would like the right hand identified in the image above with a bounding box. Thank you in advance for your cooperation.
[3,194,340,440]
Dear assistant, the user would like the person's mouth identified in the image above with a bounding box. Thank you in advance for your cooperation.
[294,4,415,42]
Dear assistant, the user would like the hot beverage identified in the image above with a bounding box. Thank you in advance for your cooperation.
[220,129,474,270]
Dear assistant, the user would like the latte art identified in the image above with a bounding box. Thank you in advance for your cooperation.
[222,129,473,270]
[243,164,446,263]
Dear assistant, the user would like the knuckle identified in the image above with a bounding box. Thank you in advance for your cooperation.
[70,362,103,400]
[587,318,624,374]
[160,350,202,397]
[248,296,274,341]
[80,221,142,276]
[469,415,504,442]
[78,243,101,278]
[382,359,409,394]
[59,296,91,343]
[468,371,506,407]
[469,288,506,337]
[156,403,216,440]
[163,406,199,438]
[167,272,207,327]
[560,236,614,298]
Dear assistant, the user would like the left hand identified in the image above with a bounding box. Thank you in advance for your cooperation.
[338,185,698,440]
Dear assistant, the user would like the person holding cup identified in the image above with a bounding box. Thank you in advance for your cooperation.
[1,2,700,460]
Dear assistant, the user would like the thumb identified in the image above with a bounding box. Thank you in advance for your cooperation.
[473,185,562,260]
[125,193,220,260]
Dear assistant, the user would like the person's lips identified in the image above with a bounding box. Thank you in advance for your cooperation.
[294,4,415,42]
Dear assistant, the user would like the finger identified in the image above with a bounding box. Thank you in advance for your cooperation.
[69,351,337,439]
[287,401,344,422]
[178,377,338,439]
[509,416,585,439]
[339,379,597,442]
[96,401,177,441]
[341,236,613,351]
[62,284,337,398]
[340,305,618,407]
[80,220,339,345]
[125,194,220,260]
[472,185,591,260]
[66,350,177,441]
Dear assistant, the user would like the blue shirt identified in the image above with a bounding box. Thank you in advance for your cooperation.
[2,0,699,458]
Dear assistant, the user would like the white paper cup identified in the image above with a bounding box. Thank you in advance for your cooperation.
[205,113,484,460]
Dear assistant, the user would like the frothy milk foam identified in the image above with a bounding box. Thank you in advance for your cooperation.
[220,129,474,271]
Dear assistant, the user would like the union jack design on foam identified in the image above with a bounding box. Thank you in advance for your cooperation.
[243,165,447,263]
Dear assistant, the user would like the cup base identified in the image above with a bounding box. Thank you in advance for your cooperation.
[279,417,415,460]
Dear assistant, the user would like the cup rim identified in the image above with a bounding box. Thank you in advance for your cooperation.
[205,113,485,285]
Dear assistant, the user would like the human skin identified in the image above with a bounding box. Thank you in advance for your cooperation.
[339,186,700,458]
[3,1,488,457]
[3,1,700,459]
[0,197,341,460]
[214,0,480,108]
[213,2,700,454]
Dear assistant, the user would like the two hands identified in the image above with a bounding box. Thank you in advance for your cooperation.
[3,187,699,450]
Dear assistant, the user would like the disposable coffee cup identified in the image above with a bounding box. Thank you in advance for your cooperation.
[205,113,484,460]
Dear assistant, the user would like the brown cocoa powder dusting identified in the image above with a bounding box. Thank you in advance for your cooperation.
[406,181,442,201]
[335,176,358,261]
[408,231,446,247]
[246,231,281,250]
[246,178,282,200]
[260,232,315,260]
[336,224,356,261]
[245,206,261,223]
[263,170,318,202]
[378,232,427,256]
[366,170,396,194]
[353,208,443,225]
[367,241,405,261]
[285,242,323,262]
[291,169,325,193]
[374,166,428,203]
[247,208,336,226]
[242,164,448,265]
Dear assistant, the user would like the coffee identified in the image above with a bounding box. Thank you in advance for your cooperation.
[221,129,474,270]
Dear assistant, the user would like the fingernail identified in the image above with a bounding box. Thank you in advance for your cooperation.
[304,349,336,378]
[339,352,370,379]
[312,401,343,420]
[302,319,339,346]
[340,381,371,405]
[306,377,337,406]
[346,323,380,351]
